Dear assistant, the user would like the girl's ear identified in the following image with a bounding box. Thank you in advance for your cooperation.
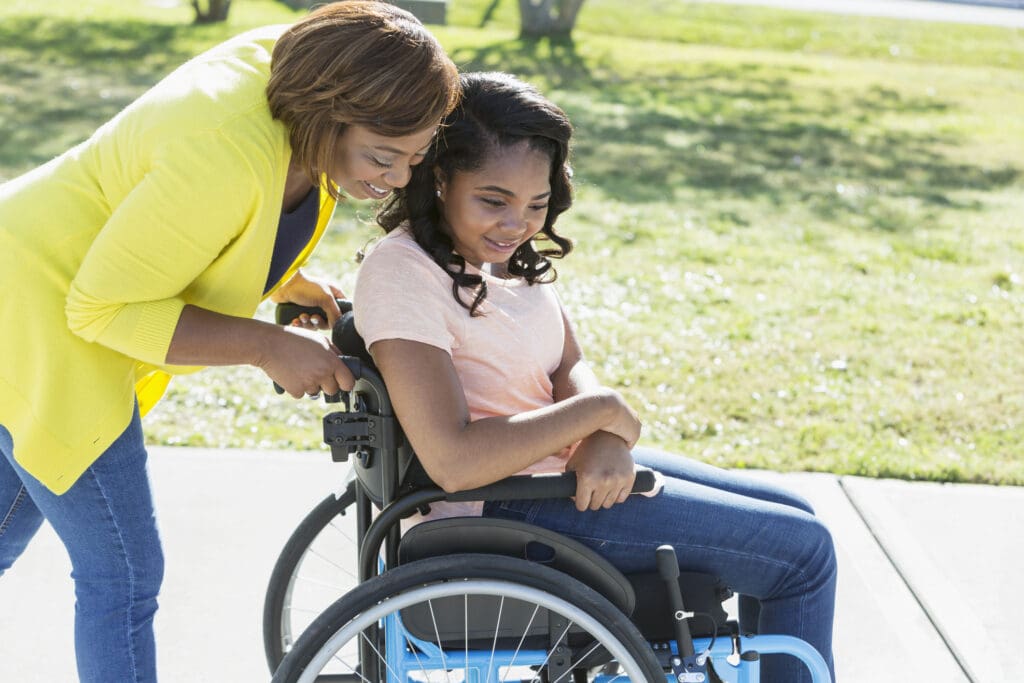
[433,167,448,201]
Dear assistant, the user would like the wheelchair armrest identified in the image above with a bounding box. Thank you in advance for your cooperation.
[358,471,659,581]
[445,469,658,502]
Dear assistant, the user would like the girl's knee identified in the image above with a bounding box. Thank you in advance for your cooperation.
[802,517,838,585]
[783,489,816,516]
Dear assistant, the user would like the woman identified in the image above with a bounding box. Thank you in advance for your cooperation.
[352,72,837,682]
[0,2,459,680]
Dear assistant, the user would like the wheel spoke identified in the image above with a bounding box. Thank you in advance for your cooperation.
[485,596,505,683]
[359,629,402,682]
[500,604,541,683]
[526,620,573,683]
[426,598,453,683]
[307,546,359,579]
[276,556,663,683]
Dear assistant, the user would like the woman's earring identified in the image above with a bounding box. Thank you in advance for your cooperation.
[435,189,442,198]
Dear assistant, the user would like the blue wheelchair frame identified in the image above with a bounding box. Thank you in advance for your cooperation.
[273,300,832,683]
[385,620,830,682]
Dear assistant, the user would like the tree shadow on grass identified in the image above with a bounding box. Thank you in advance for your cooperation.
[449,35,594,91]
[0,16,226,176]
[452,39,1018,234]
[2,20,1019,235]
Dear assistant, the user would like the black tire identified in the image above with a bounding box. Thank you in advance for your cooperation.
[263,481,359,673]
[272,553,665,683]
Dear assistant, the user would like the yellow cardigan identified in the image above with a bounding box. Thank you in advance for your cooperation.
[0,26,335,494]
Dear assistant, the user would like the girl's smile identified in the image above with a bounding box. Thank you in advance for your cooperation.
[437,141,553,268]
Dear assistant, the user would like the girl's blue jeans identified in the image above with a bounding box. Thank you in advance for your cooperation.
[0,405,162,683]
[483,447,837,683]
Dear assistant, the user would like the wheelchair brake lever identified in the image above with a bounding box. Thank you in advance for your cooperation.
[657,545,711,682]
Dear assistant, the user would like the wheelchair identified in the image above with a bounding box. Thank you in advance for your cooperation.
[264,301,832,683]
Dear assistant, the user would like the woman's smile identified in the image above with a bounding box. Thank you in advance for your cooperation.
[361,180,392,199]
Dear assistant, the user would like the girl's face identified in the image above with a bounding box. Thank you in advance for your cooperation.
[437,141,552,268]
[330,124,437,201]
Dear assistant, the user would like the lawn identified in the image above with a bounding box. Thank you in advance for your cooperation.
[2,0,1022,484]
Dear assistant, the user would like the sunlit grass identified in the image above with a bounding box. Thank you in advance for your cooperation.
[3,0,1023,483]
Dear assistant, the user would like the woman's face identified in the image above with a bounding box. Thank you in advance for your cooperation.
[330,124,437,200]
[438,141,552,268]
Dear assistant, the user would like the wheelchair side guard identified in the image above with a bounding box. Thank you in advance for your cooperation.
[398,517,637,616]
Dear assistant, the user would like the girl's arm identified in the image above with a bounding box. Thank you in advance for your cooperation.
[369,337,637,493]
[552,308,643,511]
[551,307,603,401]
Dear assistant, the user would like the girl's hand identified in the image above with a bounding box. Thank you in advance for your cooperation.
[598,389,643,448]
[271,270,346,329]
[565,431,637,511]
[256,325,353,398]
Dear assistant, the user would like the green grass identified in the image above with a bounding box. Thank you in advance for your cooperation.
[3,0,1023,484]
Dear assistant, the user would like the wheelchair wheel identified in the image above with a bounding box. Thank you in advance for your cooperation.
[272,553,664,683]
[263,480,359,672]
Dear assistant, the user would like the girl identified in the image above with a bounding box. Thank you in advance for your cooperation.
[0,3,459,681]
[353,72,836,683]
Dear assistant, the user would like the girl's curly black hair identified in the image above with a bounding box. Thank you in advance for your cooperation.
[375,71,574,315]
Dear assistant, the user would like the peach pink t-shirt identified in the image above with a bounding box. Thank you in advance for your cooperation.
[353,228,569,519]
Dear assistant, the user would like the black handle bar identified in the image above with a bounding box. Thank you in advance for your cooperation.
[274,299,351,326]
[446,468,659,502]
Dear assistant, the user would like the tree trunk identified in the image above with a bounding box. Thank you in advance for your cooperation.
[517,0,586,38]
[192,0,232,24]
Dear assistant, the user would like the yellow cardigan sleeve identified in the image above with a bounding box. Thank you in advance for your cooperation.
[65,129,260,365]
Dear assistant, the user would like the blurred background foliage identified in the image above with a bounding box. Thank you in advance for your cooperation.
[1,0,1022,483]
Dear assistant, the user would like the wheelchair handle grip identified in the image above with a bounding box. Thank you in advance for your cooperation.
[271,355,362,397]
[275,298,352,326]
[446,469,658,503]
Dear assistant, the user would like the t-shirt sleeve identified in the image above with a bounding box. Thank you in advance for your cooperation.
[353,237,459,355]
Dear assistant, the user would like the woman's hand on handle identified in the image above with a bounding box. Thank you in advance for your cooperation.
[270,270,346,329]
[255,325,354,398]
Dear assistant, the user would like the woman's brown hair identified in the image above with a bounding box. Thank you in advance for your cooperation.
[267,1,460,198]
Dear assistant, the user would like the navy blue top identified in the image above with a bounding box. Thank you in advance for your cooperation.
[264,188,320,294]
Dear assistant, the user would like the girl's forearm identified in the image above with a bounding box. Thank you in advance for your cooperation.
[415,388,622,492]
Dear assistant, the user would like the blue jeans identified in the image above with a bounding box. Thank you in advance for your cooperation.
[482,447,837,683]
[0,406,162,683]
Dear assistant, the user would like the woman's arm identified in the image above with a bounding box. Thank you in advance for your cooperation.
[369,337,636,493]
[166,305,353,398]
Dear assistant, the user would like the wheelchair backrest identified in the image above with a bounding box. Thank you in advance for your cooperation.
[329,307,426,507]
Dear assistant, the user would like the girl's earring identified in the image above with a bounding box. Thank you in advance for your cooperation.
[435,189,442,198]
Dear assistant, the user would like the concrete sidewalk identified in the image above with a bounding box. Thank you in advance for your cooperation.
[0,447,1021,682]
